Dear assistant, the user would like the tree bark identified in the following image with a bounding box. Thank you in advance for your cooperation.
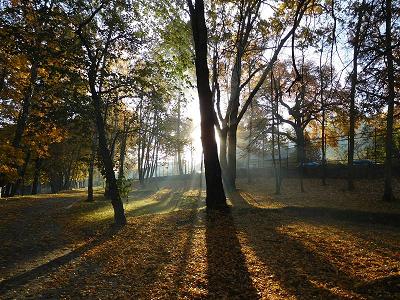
[227,125,238,190]
[118,131,127,180]
[8,60,39,197]
[218,128,228,176]
[347,3,363,191]
[271,74,282,194]
[13,61,39,149]
[31,158,42,195]
[11,151,31,196]
[383,0,395,201]
[247,102,253,184]
[89,71,126,224]
[296,126,305,192]
[187,0,227,209]
[177,98,184,175]
[87,133,97,202]
[319,45,327,186]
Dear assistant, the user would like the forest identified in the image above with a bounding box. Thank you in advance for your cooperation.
[0,0,399,299]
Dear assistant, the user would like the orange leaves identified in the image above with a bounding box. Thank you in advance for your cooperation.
[0,143,24,181]
[1,184,399,299]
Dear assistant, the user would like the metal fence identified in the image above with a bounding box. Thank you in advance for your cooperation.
[238,127,400,179]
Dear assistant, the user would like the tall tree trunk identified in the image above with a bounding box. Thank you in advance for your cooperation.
[347,3,363,191]
[247,64,253,184]
[218,128,228,177]
[271,75,282,194]
[383,0,395,201]
[138,140,145,185]
[319,45,327,186]
[296,126,305,193]
[13,61,39,149]
[187,0,226,209]
[31,158,42,195]
[118,132,127,180]
[8,61,39,197]
[89,77,126,225]
[276,115,283,193]
[87,154,94,202]
[247,102,253,184]
[11,151,31,196]
[227,125,238,191]
[177,98,184,175]
[87,133,97,202]
[271,107,279,194]
[321,120,326,184]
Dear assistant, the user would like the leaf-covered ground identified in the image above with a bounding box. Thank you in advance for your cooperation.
[0,177,399,299]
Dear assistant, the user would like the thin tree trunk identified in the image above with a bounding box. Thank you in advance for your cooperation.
[347,3,363,191]
[272,75,282,194]
[87,156,94,202]
[118,132,127,180]
[276,116,283,192]
[177,98,184,175]
[247,102,253,184]
[89,75,126,225]
[319,44,327,186]
[87,132,97,202]
[271,106,279,194]
[296,127,305,193]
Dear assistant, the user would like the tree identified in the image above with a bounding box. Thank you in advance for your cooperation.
[187,0,227,209]
[0,1,68,195]
[356,0,399,200]
[383,0,396,201]
[209,0,311,190]
[71,1,141,225]
[347,0,365,191]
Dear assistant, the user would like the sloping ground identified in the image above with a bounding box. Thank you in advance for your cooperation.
[237,178,400,214]
[0,179,399,299]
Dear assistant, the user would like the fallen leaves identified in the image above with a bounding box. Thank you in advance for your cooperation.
[1,179,399,299]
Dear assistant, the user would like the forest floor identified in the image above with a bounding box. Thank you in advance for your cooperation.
[0,177,399,299]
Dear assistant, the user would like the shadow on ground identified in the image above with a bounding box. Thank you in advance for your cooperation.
[0,225,122,295]
[0,178,203,297]
[229,191,400,299]
[1,180,399,299]
[205,210,259,298]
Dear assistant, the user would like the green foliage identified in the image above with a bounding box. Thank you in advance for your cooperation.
[117,176,132,200]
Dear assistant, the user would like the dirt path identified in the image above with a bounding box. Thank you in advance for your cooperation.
[0,193,84,282]
[0,178,204,297]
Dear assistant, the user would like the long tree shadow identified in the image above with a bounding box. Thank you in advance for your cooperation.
[205,209,259,299]
[171,200,200,297]
[126,189,186,217]
[0,225,122,296]
[0,189,164,285]
[231,191,399,299]
[239,189,400,227]
[38,211,199,299]
[280,206,400,227]
[0,198,113,274]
